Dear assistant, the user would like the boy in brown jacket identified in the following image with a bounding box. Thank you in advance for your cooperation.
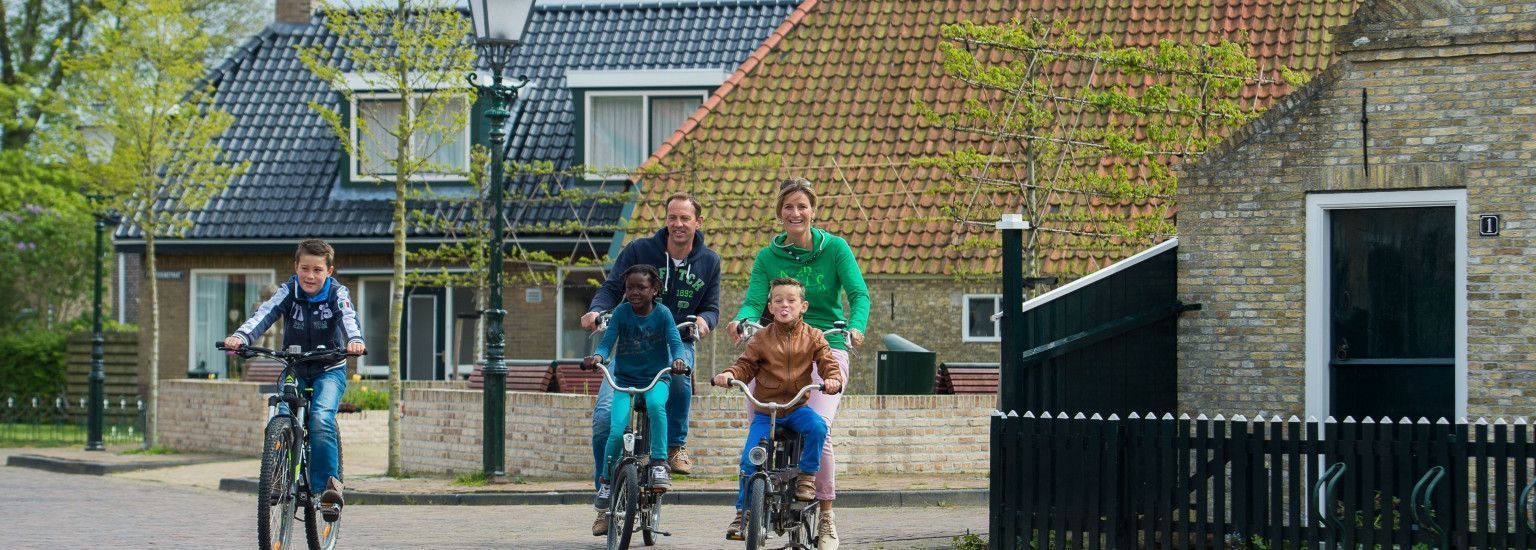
[713,276,844,539]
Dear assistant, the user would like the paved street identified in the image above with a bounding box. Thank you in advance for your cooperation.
[0,465,985,548]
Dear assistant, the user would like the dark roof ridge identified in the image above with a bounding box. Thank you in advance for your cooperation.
[538,0,799,12]
[197,26,279,98]
[1181,60,1349,179]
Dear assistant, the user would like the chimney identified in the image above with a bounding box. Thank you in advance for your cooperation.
[276,0,315,25]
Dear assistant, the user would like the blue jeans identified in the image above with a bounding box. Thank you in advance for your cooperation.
[734,407,827,509]
[276,366,346,493]
[602,379,670,481]
[592,342,694,488]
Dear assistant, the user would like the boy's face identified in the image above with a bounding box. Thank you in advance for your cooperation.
[767,285,807,325]
[294,253,333,296]
[623,272,658,313]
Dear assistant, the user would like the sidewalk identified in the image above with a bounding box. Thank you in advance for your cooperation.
[3,442,990,507]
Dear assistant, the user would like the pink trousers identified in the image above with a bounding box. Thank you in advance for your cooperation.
[746,347,848,501]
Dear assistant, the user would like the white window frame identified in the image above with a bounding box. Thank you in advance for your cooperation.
[1304,189,1467,422]
[556,266,605,359]
[354,276,393,378]
[348,92,473,183]
[187,269,277,376]
[582,90,707,180]
[962,294,1003,343]
[445,286,479,379]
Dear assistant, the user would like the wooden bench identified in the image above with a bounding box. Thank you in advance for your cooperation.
[242,358,285,384]
[934,362,1000,395]
[554,360,604,395]
[467,360,558,392]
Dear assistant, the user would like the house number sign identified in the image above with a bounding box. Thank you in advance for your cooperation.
[1479,214,1501,237]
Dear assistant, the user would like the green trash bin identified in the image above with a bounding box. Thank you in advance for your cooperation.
[876,334,936,395]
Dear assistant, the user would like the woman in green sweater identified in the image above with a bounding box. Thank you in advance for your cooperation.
[725,177,869,548]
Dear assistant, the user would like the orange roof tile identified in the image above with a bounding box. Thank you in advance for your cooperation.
[634,0,1363,277]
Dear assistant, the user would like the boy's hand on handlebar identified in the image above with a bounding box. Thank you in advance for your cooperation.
[346,341,366,355]
[670,359,688,375]
[581,354,602,371]
[822,378,843,395]
[222,336,243,351]
[712,372,735,388]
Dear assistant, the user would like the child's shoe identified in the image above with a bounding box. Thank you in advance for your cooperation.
[794,472,816,501]
[648,459,672,492]
[318,477,344,522]
[725,509,745,540]
[594,480,612,510]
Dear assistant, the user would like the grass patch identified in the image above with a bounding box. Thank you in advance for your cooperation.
[454,471,489,486]
[121,445,177,455]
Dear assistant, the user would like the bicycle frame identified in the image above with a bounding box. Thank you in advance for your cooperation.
[729,379,823,544]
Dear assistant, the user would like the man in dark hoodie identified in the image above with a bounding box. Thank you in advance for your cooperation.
[582,192,721,536]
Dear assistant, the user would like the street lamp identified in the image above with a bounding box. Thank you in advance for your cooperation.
[467,0,536,480]
[85,193,122,451]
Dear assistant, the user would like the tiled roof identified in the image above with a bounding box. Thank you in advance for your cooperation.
[632,0,1364,277]
[122,0,799,241]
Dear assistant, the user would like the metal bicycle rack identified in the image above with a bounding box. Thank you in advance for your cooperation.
[1409,465,1448,549]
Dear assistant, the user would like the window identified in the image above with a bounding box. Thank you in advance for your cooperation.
[357,278,392,377]
[450,287,480,377]
[190,271,275,378]
[558,268,602,358]
[351,94,471,181]
[963,294,1002,342]
[584,92,703,179]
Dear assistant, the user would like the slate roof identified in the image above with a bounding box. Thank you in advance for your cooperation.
[632,0,1365,277]
[121,0,800,242]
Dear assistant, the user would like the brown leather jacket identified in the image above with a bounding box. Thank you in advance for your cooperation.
[723,319,842,415]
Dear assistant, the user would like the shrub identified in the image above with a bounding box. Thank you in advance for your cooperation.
[0,329,68,396]
[341,383,388,411]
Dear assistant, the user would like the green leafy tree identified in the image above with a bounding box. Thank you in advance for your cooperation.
[0,151,92,329]
[60,0,249,445]
[916,18,1287,286]
[297,0,476,477]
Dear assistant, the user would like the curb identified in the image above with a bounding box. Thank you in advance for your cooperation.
[218,477,985,507]
[6,454,229,476]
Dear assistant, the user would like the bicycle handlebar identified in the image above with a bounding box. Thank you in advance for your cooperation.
[594,312,698,339]
[216,342,365,362]
[727,379,822,411]
[592,362,690,395]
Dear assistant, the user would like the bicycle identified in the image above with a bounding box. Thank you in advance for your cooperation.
[588,358,692,549]
[218,342,361,550]
[723,377,826,550]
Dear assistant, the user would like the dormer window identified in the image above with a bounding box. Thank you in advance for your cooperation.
[351,93,472,181]
[568,69,727,180]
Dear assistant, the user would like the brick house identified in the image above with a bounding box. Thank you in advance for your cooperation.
[113,0,801,386]
[627,0,1365,385]
[1177,0,1536,420]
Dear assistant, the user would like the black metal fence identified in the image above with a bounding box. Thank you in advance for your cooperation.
[991,412,1536,549]
[1,394,146,447]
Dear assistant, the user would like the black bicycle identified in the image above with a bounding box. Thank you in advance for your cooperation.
[725,378,825,550]
[218,342,360,550]
[589,359,692,549]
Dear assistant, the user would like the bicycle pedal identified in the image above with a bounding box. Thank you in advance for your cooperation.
[318,503,341,522]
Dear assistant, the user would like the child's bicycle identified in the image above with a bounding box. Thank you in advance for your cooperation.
[217,342,361,550]
[724,377,827,550]
[588,355,693,550]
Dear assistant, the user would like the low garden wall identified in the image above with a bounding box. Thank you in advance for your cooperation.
[158,380,387,455]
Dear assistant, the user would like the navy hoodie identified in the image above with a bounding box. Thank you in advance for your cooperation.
[589,228,722,341]
[234,276,365,373]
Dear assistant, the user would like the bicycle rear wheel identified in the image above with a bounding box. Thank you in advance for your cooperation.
[305,431,342,550]
[607,461,639,550]
[744,476,769,549]
[257,416,298,550]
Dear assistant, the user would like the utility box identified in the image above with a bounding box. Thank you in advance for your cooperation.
[876,334,936,395]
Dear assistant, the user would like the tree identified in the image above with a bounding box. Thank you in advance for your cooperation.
[61,0,249,445]
[1,0,267,151]
[297,0,476,477]
[0,150,92,329]
[915,18,1290,286]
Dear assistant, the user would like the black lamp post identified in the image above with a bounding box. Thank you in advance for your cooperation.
[85,194,122,451]
[467,0,535,480]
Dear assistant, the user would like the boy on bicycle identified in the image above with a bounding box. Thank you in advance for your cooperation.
[583,264,689,511]
[223,239,365,521]
[712,276,843,540]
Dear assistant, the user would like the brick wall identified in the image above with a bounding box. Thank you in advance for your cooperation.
[401,389,994,477]
[1178,15,1536,417]
[158,380,387,454]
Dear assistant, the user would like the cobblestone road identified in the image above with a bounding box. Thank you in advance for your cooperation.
[0,465,985,548]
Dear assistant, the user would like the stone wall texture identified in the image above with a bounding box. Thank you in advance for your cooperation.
[158,380,386,455]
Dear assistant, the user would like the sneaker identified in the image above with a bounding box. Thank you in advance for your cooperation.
[667,445,694,475]
[794,472,816,502]
[318,477,344,522]
[818,509,839,550]
[649,460,672,493]
[594,482,612,510]
[592,510,609,536]
[725,509,744,540]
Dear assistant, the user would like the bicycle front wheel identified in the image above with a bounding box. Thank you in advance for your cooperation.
[744,476,769,550]
[305,431,341,550]
[642,492,662,546]
[257,416,298,550]
[607,462,639,550]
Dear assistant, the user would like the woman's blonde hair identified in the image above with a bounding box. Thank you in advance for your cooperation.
[776,178,817,211]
